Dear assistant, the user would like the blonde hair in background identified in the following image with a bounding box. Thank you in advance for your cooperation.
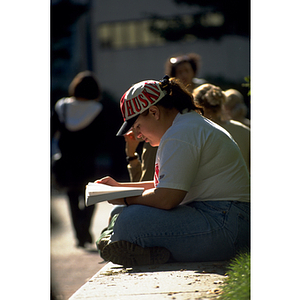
[193,83,226,113]
[223,89,248,118]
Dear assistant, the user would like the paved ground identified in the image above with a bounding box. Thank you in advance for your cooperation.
[51,190,113,299]
[70,261,228,299]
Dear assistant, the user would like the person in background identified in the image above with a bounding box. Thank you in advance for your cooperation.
[124,129,157,182]
[164,53,206,93]
[222,89,250,127]
[51,71,104,248]
[95,76,250,267]
[193,83,250,172]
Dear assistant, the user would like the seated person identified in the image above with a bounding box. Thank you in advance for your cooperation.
[223,88,250,127]
[193,84,250,172]
[95,76,250,267]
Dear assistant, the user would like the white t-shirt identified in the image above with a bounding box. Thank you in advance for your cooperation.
[154,111,250,204]
[221,120,250,171]
[55,97,103,131]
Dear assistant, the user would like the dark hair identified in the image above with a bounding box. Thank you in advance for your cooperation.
[157,77,199,113]
[165,53,201,78]
[68,71,101,100]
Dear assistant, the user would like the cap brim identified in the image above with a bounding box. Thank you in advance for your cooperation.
[116,115,138,136]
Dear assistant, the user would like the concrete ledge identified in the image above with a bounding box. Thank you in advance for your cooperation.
[70,260,229,299]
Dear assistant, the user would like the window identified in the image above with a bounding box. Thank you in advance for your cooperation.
[97,19,166,50]
[97,14,225,49]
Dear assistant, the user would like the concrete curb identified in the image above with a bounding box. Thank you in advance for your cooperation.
[70,260,229,299]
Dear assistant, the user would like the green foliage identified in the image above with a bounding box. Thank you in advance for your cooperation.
[149,0,250,41]
[242,76,251,96]
[220,251,250,300]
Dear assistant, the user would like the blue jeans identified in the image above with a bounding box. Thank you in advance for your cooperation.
[109,201,250,262]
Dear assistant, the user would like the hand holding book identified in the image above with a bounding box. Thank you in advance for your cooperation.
[85,180,144,207]
[86,176,185,210]
[95,176,122,187]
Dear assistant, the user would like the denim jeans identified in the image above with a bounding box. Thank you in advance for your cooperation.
[109,201,250,262]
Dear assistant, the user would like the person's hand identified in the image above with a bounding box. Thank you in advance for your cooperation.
[94,177,131,206]
[124,130,140,156]
[94,176,120,187]
[107,198,127,205]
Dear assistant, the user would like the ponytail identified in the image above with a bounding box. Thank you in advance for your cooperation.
[158,76,197,113]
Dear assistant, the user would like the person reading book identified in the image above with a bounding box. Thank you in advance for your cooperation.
[94,76,250,267]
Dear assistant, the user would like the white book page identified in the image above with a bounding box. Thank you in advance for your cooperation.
[86,183,144,196]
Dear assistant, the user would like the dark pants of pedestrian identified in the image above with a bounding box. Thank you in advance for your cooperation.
[67,186,95,247]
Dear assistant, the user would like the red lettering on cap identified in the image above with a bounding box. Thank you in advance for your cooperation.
[138,94,149,108]
[132,97,142,113]
[120,94,126,120]
[122,82,162,120]
[125,99,135,117]
[141,88,159,104]
[145,84,161,96]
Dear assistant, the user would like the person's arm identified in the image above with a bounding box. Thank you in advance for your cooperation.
[95,176,155,190]
[51,109,60,139]
[95,176,186,210]
[124,131,142,182]
[127,160,142,182]
[124,187,187,210]
[140,143,157,181]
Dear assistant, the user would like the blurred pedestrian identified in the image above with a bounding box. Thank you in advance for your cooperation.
[193,83,250,172]
[51,70,104,247]
[164,53,206,93]
[223,89,250,127]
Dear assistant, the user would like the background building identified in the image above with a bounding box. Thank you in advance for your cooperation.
[52,0,250,106]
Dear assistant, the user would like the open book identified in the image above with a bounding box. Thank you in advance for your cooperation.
[85,182,144,206]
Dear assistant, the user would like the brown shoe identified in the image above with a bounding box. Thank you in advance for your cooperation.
[96,235,111,252]
[101,240,170,267]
